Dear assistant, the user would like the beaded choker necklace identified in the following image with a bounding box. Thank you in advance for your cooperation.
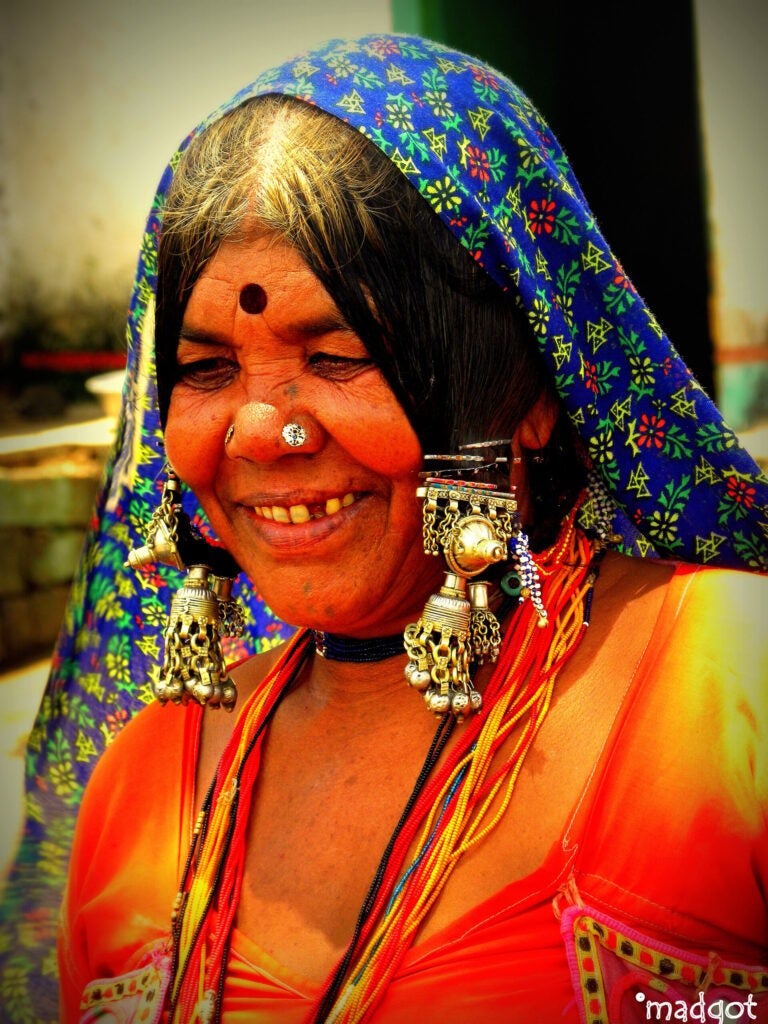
[313,631,405,662]
[167,504,602,1024]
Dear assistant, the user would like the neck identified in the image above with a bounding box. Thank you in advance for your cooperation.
[313,630,405,662]
[302,648,410,710]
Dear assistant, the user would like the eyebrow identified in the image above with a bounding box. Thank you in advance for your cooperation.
[178,312,354,344]
[178,325,229,345]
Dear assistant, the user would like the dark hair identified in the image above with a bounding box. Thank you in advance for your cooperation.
[156,96,585,543]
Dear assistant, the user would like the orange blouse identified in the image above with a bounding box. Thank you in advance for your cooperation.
[59,565,768,1023]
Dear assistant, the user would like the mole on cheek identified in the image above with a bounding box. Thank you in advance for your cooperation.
[239,283,267,314]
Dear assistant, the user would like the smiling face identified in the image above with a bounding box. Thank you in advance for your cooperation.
[164,235,443,635]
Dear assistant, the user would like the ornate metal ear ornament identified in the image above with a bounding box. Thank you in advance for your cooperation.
[403,451,521,720]
[125,469,244,712]
[125,470,185,571]
[504,527,547,625]
[576,471,624,547]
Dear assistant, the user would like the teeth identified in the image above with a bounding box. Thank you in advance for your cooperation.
[254,493,358,524]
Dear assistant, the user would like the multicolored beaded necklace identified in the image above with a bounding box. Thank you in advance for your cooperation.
[167,504,602,1024]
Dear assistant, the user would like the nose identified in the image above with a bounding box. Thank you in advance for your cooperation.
[225,402,321,462]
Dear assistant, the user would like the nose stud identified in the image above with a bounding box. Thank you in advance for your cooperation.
[225,414,308,451]
[281,422,307,448]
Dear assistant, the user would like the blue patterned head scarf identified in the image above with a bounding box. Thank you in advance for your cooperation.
[2,33,766,1018]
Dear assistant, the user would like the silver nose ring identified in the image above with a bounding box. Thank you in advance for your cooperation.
[282,422,307,448]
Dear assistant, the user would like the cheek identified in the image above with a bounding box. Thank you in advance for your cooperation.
[333,385,423,478]
[164,392,227,493]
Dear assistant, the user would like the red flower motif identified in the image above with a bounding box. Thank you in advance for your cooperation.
[143,569,167,590]
[528,198,556,235]
[636,413,666,449]
[662,356,673,376]
[726,476,756,508]
[466,144,491,182]
[584,362,599,394]
[613,262,635,292]
[470,66,499,89]
[106,708,129,734]
[537,130,552,156]
[369,38,399,57]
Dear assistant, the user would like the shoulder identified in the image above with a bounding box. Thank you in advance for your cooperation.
[651,560,767,692]
[76,699,198,840]
[659,562,767,688]
[90,699,193,782]
[637,562,767,804]
[664,560,766,621]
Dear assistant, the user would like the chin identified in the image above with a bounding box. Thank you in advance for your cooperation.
[245,567,435,639]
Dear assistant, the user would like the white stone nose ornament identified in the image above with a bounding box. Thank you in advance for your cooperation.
[281,422,307,448]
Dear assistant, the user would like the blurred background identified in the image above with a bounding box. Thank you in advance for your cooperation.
[0,0,766,869]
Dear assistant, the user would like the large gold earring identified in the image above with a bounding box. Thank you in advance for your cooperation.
[403,475,519,721]
[126,469,243,711]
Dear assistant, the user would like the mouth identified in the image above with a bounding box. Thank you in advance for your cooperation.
[251,491,359,525]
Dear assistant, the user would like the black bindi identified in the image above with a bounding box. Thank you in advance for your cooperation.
[239,283,267,314]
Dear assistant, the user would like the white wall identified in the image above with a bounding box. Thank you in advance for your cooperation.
[694,0,768,352]
[1,0,391,309]
[694,0,768,431]
[3,0,766,422]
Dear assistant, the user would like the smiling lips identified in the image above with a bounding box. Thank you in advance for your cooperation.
[252,492,358,524]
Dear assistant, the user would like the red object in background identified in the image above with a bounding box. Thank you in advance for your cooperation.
[20,351,127,373]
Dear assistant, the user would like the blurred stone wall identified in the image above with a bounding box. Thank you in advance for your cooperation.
[0,445,105,666]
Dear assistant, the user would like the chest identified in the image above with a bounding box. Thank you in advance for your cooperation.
[195,559,676,982]
[225,652,640,980]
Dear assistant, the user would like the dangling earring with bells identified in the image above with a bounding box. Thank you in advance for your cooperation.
[403,440,531,721]
[125,467,244,711]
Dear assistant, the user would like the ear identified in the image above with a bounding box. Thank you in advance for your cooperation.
[515,390,559,451]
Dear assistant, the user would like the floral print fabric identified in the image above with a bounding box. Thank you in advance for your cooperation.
[1,33,766,1021]
[221,34,766,567]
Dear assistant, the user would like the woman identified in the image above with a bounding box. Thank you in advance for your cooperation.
[57,34,767,1024]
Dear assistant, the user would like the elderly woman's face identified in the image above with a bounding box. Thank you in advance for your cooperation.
[165,236,441,634]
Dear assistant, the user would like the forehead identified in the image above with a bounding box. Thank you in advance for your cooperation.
[184,235,339,334]
[194,235,321,299]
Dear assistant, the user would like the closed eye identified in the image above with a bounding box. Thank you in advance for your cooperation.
[174,356,239,390]
[307,352,375,381]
